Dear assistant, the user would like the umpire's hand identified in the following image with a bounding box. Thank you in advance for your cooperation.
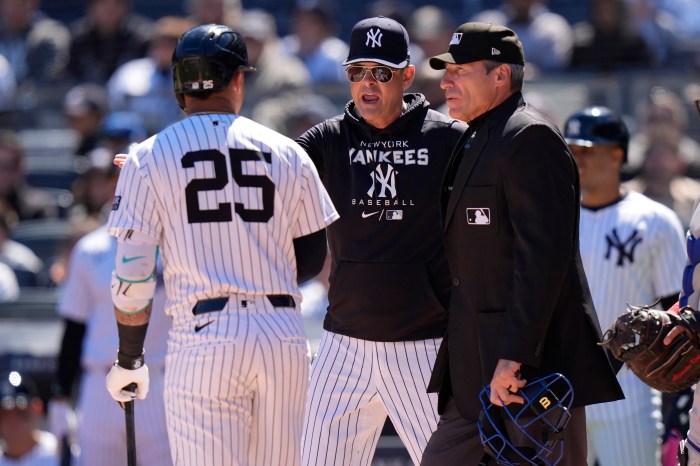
[106,364,149,402]
[489,359,526,406]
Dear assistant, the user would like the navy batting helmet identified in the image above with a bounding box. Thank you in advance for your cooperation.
[564,106,630,162]
[477,373,574,466]
[172,24,255,107]
[0,371,38,411]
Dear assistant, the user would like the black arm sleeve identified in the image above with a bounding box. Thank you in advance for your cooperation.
[293,229,328,285]
[53,318,86,397]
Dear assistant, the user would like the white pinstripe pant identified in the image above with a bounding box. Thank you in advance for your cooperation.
[302,331,441,466]
[165,304,310,466]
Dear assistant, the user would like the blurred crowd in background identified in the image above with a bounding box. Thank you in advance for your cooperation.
[0,0,700,463]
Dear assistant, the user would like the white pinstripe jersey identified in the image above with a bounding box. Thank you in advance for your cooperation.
[580,190,686,421]
[107,113,338,325]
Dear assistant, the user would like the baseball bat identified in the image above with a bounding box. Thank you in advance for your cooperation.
[120,383,137,466]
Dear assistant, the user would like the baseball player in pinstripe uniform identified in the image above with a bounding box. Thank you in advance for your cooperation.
[564,106,686,466]
[103,24,338,466]
[296,17,466,466]
[49,225,171,466]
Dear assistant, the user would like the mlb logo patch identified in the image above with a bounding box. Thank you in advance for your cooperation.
[466,208,490,225]
[387,210,403,220]
[111,195,122,211]
[449,33,462,45]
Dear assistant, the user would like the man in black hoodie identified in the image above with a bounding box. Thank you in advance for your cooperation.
[297,16,466,466]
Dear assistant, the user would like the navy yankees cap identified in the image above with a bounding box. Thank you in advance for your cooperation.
[343,16,410,68]
[429,22,525,69]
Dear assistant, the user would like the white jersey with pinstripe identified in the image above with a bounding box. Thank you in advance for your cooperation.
[579,190,685,466]
[107,113,338,466]
[58,226,171,466]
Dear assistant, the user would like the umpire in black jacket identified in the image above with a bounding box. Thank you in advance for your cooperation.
[420,23,624,465]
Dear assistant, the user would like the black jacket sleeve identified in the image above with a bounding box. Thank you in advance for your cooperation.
[294,229,327,285]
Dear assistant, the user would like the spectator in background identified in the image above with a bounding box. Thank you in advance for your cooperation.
[0,129,59,221]
[62,83,110,157]
[107,16,194,134]
[367,0,428,65]
[67,0,152,85]
[570,0,653,71]
[281,0,348,84]
[0,371,58,465]
[0,200,44,287]
[94,110,146,154]
[471,0,574,75]
[0,0,70,85]
[238,8,311,119]
[408,5,455,62]
[626,86,700,179]
[252,91,337,138]
[658,0,700,69]
[625,0,676,66]
[366,0,412,26]
[625,130,700,229]
[185,0,242,28]
[67,113,144,225]
[411,60,447,113]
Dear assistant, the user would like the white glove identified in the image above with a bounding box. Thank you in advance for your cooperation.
[48,399,77,439]
[105,363,149,403]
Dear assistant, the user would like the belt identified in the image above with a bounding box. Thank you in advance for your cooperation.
[192,295,296,315]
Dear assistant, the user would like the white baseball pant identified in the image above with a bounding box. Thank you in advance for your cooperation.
[302,331,440,466]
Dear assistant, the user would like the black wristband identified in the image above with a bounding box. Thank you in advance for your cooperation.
[116,351,145,370]
[117,322,149,359]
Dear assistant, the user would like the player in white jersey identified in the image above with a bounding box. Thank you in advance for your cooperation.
[564,106,686,466]
[48,225,171,466]
[103,24,338,466]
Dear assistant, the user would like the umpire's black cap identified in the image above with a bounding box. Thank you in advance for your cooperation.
[429,22,525,69]
[0,371,38,411]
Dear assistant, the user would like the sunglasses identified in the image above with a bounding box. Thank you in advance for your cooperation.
[346,65,397,83]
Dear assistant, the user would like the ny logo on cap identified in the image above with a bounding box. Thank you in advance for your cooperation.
[566,119,581,136]
[366,28,383,48]
[449,33,462,45]
[491,48,501,56]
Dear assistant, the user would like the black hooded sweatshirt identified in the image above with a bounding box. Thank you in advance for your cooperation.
[297,93,467,341]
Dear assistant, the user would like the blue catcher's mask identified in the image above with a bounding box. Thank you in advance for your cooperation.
[477,373,574,466]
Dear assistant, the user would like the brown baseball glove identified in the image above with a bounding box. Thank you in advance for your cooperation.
[600,303,700,393]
